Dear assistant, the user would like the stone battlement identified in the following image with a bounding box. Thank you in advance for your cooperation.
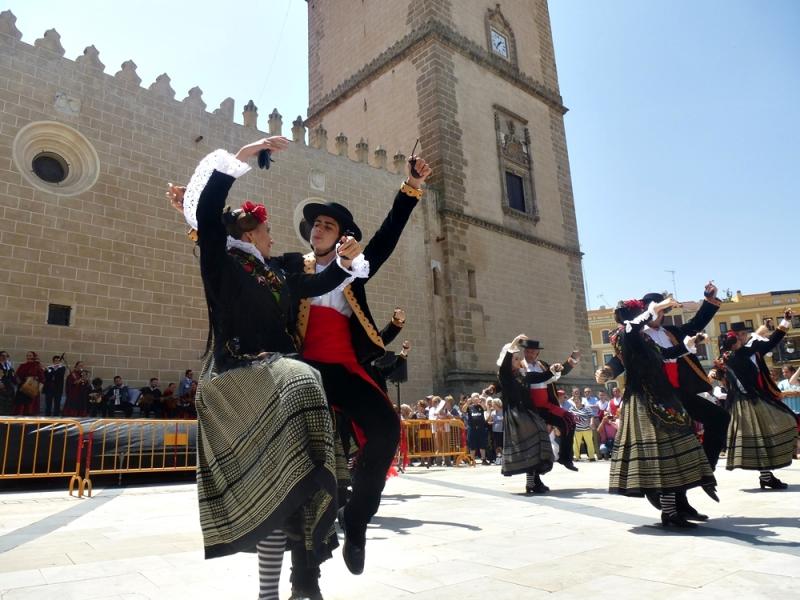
[0,10,406,173]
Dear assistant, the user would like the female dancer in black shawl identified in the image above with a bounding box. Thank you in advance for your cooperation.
[181,137,364,600]
[607,297,717,528]
[496,334,554,494]
[711,310,798,489]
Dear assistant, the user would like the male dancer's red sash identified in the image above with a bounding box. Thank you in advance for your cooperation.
[302,305,391,447]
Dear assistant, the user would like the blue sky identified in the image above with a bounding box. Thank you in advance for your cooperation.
[6,1,799,308]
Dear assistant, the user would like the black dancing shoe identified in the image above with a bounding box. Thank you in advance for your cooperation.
[676,497,708,521]
[661,512,697,529]
[760,475,789,490]
[561,461,579,472]
[702,485,720,503]
[289,591,324,600]
[338,508,365,575]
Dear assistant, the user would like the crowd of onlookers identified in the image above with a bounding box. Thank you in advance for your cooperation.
[0,350,197,419]
[399,386,625,466]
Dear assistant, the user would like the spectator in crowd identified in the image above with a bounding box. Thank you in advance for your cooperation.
[0,351,16,415]
[43,355,67,416]
[104,376,133,418]
[777,365,800,392]
[570,395,598,461]
[399,404,412,420]
[139,378,163,418]
[466,394,490,464]
[583,387,599,415]
[177,380,198,419]
[598,410,619,459]
[444,394,460,418]
[595,390,609,418]
[162,382,178,418]
[179,369,195,399]
[14,351,44,416]
[558,388,575,411]
[609,387,623,416]
[63,361,87,417]
[87,377,107,418]
[412,399,428,419]
[489,398,504,464]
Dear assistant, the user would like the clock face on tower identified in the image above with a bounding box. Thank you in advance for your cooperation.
[490,28,509,59]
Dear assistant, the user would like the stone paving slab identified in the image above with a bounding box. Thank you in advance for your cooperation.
[1,460,799,599]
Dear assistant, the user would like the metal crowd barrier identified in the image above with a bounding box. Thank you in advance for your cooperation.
[0,418,85,495]
[82,419,197,497]
[400,418,474,467]
[782,391,800,414]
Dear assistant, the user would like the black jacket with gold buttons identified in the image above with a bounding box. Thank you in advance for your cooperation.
[295,186,420,365]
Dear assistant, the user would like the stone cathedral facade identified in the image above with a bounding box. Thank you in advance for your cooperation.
[0,2,590,400]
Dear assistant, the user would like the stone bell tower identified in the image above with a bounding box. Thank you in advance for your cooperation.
[306,0,592,389]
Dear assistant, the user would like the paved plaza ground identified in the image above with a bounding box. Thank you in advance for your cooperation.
[1,459,799,599]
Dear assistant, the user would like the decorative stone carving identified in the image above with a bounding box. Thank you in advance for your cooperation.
[373,146,387,169]
[243,100,258,129]
[309,169,326,191]
[34,29,65,56]
[392,151,406,173]
[335,133,348,157]
[0,10,22,40]
[54,91,81,116]
[114,60,141,85]
[355,138,369,163]
[310,124,327,150]
[268,108,282,136]
[291,116,306,145]
[149,74,175,98]
[183,86,206,111]
[76,45,104,70]
[214,97,235,121]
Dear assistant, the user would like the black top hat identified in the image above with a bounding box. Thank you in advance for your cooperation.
[520,339,543,350]
[300,202,362,242]
[730,322,752,332]
[641,292,665,305]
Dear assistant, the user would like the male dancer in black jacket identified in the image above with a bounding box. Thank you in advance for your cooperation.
[597,281,729,519]
[294,156,431,577]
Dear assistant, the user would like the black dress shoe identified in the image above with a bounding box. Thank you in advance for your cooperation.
[676,497,708,521]
[661,512,697,529]
[561,461,579,472]
[760,475,789,490]
[338,508,365,575]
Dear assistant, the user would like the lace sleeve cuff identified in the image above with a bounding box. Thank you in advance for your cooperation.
[624,302,658,333]
[183,149,252,229]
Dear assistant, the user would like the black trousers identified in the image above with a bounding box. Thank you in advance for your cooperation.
[536,409,575,465]
[680,392,730,470]
[44,392,60,416]
[306,361,400,536]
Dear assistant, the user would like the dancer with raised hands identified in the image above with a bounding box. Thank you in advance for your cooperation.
[178,136,366,600]
[712,310,799,490]
[607,296,717,529]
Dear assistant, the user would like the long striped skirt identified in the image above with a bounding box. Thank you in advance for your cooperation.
[195,355,338,560]
[609,394,715,496]
[502,404,554,477]
[726,396,797,471]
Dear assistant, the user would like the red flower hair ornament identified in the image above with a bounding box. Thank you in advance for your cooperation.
[241,201,268,224]
[623,299,645,311]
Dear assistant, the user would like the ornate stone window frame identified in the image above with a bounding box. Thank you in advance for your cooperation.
[12,121,100,197]
[485,4,518,67]
[494,105,539,223]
